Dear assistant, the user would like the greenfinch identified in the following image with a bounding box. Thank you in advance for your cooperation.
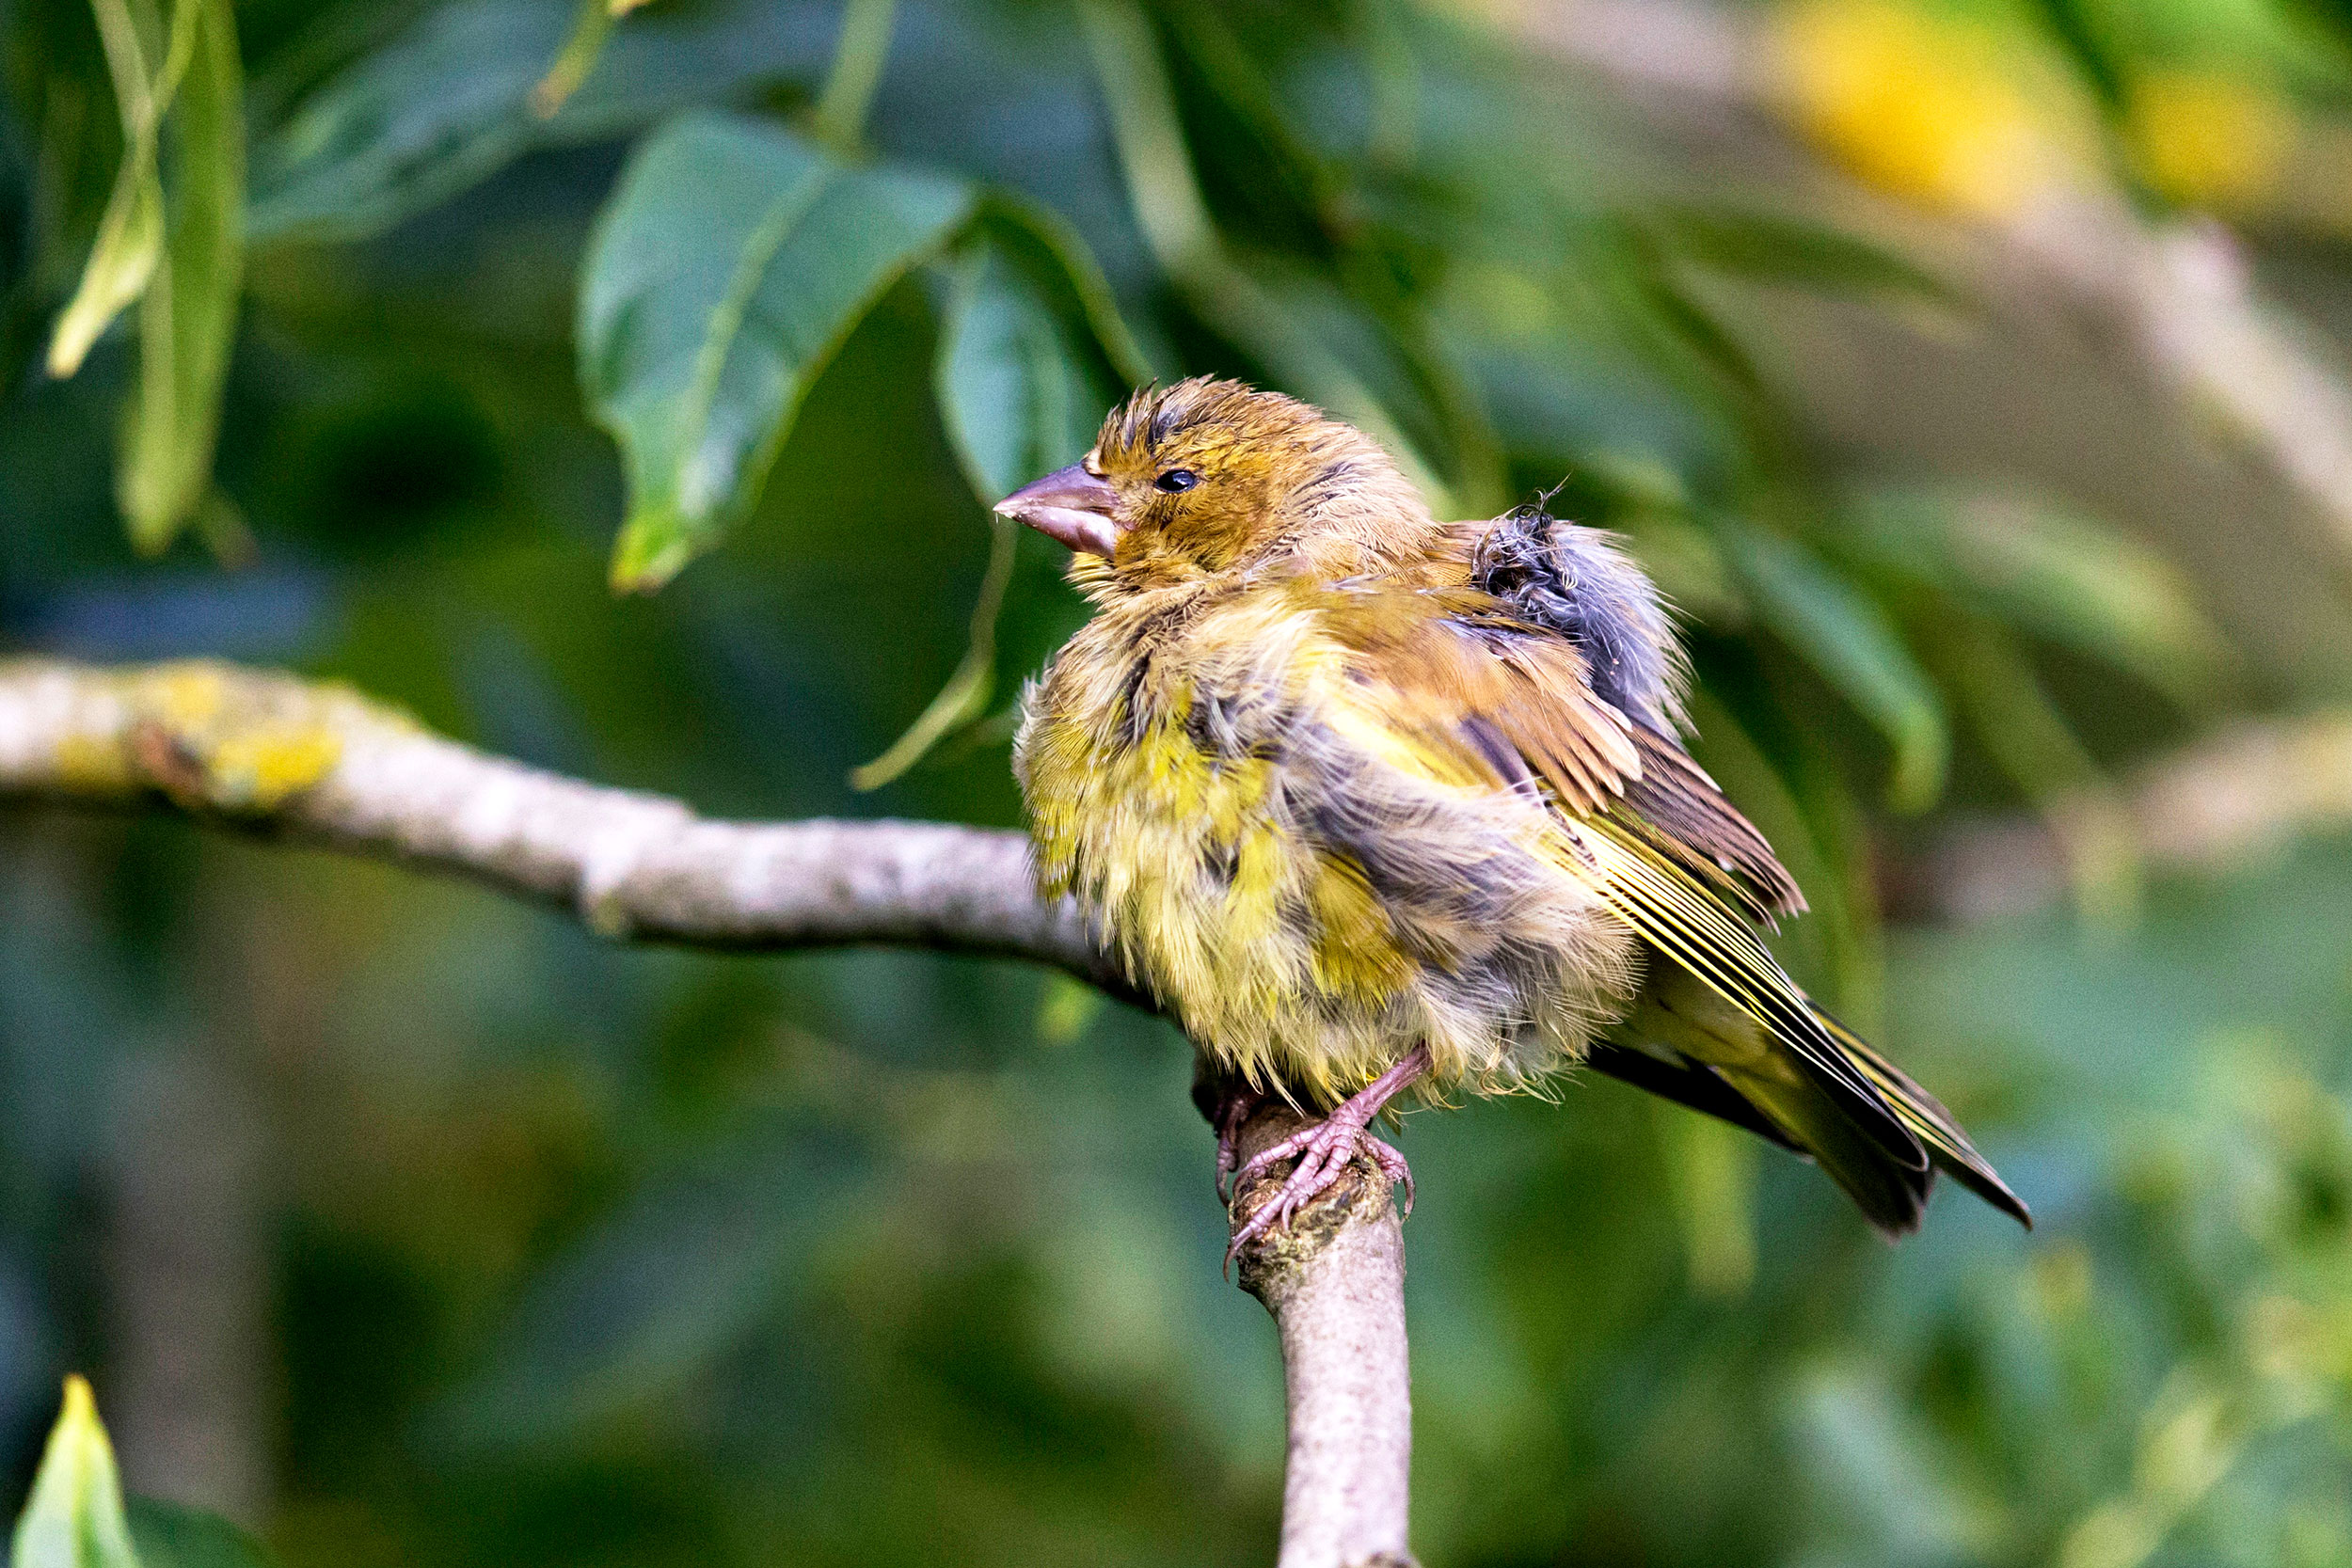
[1002,378,2027,1252]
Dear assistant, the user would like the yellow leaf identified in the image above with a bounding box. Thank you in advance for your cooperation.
[1771,0,2086,219]
[47,167,163,376]
[10,1377,142,1568]
[2126,70,2294,212]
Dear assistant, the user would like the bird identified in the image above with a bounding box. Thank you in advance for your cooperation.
[997,376,2028,1257]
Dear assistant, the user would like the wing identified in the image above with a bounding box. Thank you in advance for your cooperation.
[1318,586,1641,816]
[1317,566,2024,1232]
[1564,818,1926,1174]
[1317,585,1849,1114]
[1455,506,1805,917]
[1616,725,1806,923]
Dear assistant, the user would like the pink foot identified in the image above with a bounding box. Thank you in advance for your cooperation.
[1225,1046,1430,1267]
[1211,1084,1266,1204]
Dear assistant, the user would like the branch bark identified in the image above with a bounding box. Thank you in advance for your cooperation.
[1906,710,2352,920]
[0,656,1408,1561]
[1230,1104,1416,1568]
[0,656,1117,984]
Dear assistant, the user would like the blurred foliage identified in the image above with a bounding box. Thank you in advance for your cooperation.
[2,0,2352,1563]
[1763,0,2352,230]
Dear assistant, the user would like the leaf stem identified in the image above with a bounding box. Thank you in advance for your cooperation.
[811,0,898,152]
[849,514,1020,791]
[531,0,614,119]
[1075,0,1456,515]
[1915,610,2141,928]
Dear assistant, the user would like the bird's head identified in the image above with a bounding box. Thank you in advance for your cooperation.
[994,377,1438,588]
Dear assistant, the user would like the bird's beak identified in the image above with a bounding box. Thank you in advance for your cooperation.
[994,464,1123,557]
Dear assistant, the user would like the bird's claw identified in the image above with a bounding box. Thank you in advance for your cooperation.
[1211,1083,1270,1204]
[1224,1116,1414,1270]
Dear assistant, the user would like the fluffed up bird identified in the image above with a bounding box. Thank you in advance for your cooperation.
[999,377,2028,1256]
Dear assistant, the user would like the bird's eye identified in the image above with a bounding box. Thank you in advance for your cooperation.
[1154,468,1199,494]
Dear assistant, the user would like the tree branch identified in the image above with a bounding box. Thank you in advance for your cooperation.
[1230,1104,1416,1568]
[0,656,1410,1562]
[19,656,2341,1565]
[0,656,1117,983]
[1906,710,2352,920]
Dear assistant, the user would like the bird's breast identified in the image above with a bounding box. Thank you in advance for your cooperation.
[1014,600,1638,1103]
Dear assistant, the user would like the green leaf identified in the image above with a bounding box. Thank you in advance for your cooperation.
[934,224,1124,506]
[33,0,246,552]
[46,0,201,378]
[977,194,1156,390]
[245,0,831,245]
[125,1501,275,1568]
[117,0,242,555]
[580,110,972,591]
[12,1376,141,1568]
[246,0,573,239]
[1720,521,1948,813]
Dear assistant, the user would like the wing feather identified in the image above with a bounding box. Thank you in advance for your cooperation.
[1811,1007,2033,1227]
[1617,726,1806,921]
[1563,818,1924,1170]
[1320,588,1639,815]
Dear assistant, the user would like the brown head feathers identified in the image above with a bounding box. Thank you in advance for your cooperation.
[1081,377,1440,586]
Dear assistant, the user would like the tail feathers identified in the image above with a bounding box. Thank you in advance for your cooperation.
[1615,962,2029,1235]
[1582,1041,1802,1153]
[1718,1063,1933,1237]
[1811,1007,2033,1230]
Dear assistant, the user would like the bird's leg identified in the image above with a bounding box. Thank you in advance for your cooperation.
[1226,1045,1431,1264]
[1194,1063,1269,1203]
[1211,1082,1267,1203]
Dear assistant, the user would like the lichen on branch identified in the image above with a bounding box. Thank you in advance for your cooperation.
[0,656,1110,981]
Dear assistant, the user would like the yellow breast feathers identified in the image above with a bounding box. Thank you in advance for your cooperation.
[1015,582,1641,1107]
